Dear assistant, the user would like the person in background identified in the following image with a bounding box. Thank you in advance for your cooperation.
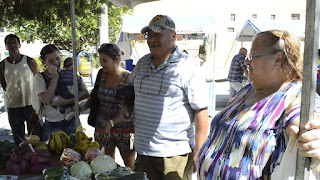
[80,43,135,170]
[227,47,248,101]
[197,30,320,179]
[54,57,83,120]
[110,14,209,179]
[0,34,39,144]
[32,44,89,141]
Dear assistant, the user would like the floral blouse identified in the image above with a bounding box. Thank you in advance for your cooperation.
[197,82,320,179]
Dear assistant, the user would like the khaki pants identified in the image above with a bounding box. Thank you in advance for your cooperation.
[136,152,193,180]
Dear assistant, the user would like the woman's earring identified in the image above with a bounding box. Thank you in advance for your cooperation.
[114,63,117,72]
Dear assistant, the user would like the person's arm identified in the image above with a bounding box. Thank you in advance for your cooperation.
[193,108,209,172]
[241,57,248,77]
[79,69,103,112]
[77,81,89,101]
[285,95,320,171]
[80,95,91,112]
[27,57,39,75]
[0,61,6,91]
[243,66,248,77]
[39,65,59,105]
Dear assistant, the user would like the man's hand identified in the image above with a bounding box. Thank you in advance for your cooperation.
[114,104,132,123]
[102,104,133,134]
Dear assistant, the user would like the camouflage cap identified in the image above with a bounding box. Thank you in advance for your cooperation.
[141,15,176,34]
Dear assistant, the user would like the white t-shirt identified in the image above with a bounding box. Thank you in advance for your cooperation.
[32,73,64,122]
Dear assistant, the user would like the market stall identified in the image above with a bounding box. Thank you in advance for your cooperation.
[0,128,145,179]
[225,18,306,66]
[236,18,305,42]
[119,15,220,63]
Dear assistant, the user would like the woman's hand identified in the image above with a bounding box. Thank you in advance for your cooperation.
[47,64,59,80]
[290,114,320,171]
[112,104,133,124]
[102,104,134,134]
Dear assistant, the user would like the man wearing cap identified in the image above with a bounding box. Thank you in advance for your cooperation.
[126,14,209,179]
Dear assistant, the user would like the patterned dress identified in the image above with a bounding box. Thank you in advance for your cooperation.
[197,82,320,179]
[94,72,134,151]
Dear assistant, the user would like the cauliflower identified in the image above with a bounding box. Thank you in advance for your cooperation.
[90,155,117,174]
[70,161,92,179]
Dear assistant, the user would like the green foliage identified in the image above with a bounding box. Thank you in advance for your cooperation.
[33,57,46,72]
[0,0,133,53]
[107,2,133,43]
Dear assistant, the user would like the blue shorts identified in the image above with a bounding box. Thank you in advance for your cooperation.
[41,118,80,141]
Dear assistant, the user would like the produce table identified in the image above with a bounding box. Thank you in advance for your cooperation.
[0,154,60,179]
[0,173,43,180]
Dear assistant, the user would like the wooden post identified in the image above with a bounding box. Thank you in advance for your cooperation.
[295,0,320,179]
[71,0,80,123]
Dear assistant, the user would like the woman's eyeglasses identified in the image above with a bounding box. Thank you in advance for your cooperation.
[247,52,275,61]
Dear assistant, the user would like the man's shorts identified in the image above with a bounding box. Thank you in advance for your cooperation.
[136,152,193,180]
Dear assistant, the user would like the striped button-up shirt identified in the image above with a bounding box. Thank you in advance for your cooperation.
[128,47,209,157]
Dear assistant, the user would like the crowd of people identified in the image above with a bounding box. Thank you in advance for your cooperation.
[2,14,320,180]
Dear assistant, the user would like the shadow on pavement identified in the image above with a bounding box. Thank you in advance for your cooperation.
[0,128,13,142]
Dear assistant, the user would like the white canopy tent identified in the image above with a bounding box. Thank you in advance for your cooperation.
[108,0,160,8]
[119,15,221,61]
[235,18,306,42]
[121,15,221,34]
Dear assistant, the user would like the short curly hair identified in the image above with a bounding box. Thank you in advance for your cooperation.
[4,34,20,44]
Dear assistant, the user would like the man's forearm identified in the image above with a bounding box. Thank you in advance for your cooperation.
[194,108,209,154]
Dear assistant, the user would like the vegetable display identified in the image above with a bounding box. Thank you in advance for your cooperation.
[70,161,92,179]
[90,155,117,174]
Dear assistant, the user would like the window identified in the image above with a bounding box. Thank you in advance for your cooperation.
[0,27,4,32]
[271,15,276,19]
[291,14,300,20]
[227,27,235,32]
[230,14,235,21]
[252,14,257,19]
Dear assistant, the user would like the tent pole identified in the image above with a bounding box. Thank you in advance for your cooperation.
[71,0,80,123]
[241,31,243,47]
[224,39,236,67]
[295,0,320,179]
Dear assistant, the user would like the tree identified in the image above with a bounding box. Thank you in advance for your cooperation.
[0,0,133,53]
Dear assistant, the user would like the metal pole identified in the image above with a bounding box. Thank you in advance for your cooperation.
[295,0,320,179]
[71,0,80,123]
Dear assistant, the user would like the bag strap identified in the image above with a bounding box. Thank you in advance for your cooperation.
[94,69,104,87]
[41,72,51,88]
[37,72,51,117]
